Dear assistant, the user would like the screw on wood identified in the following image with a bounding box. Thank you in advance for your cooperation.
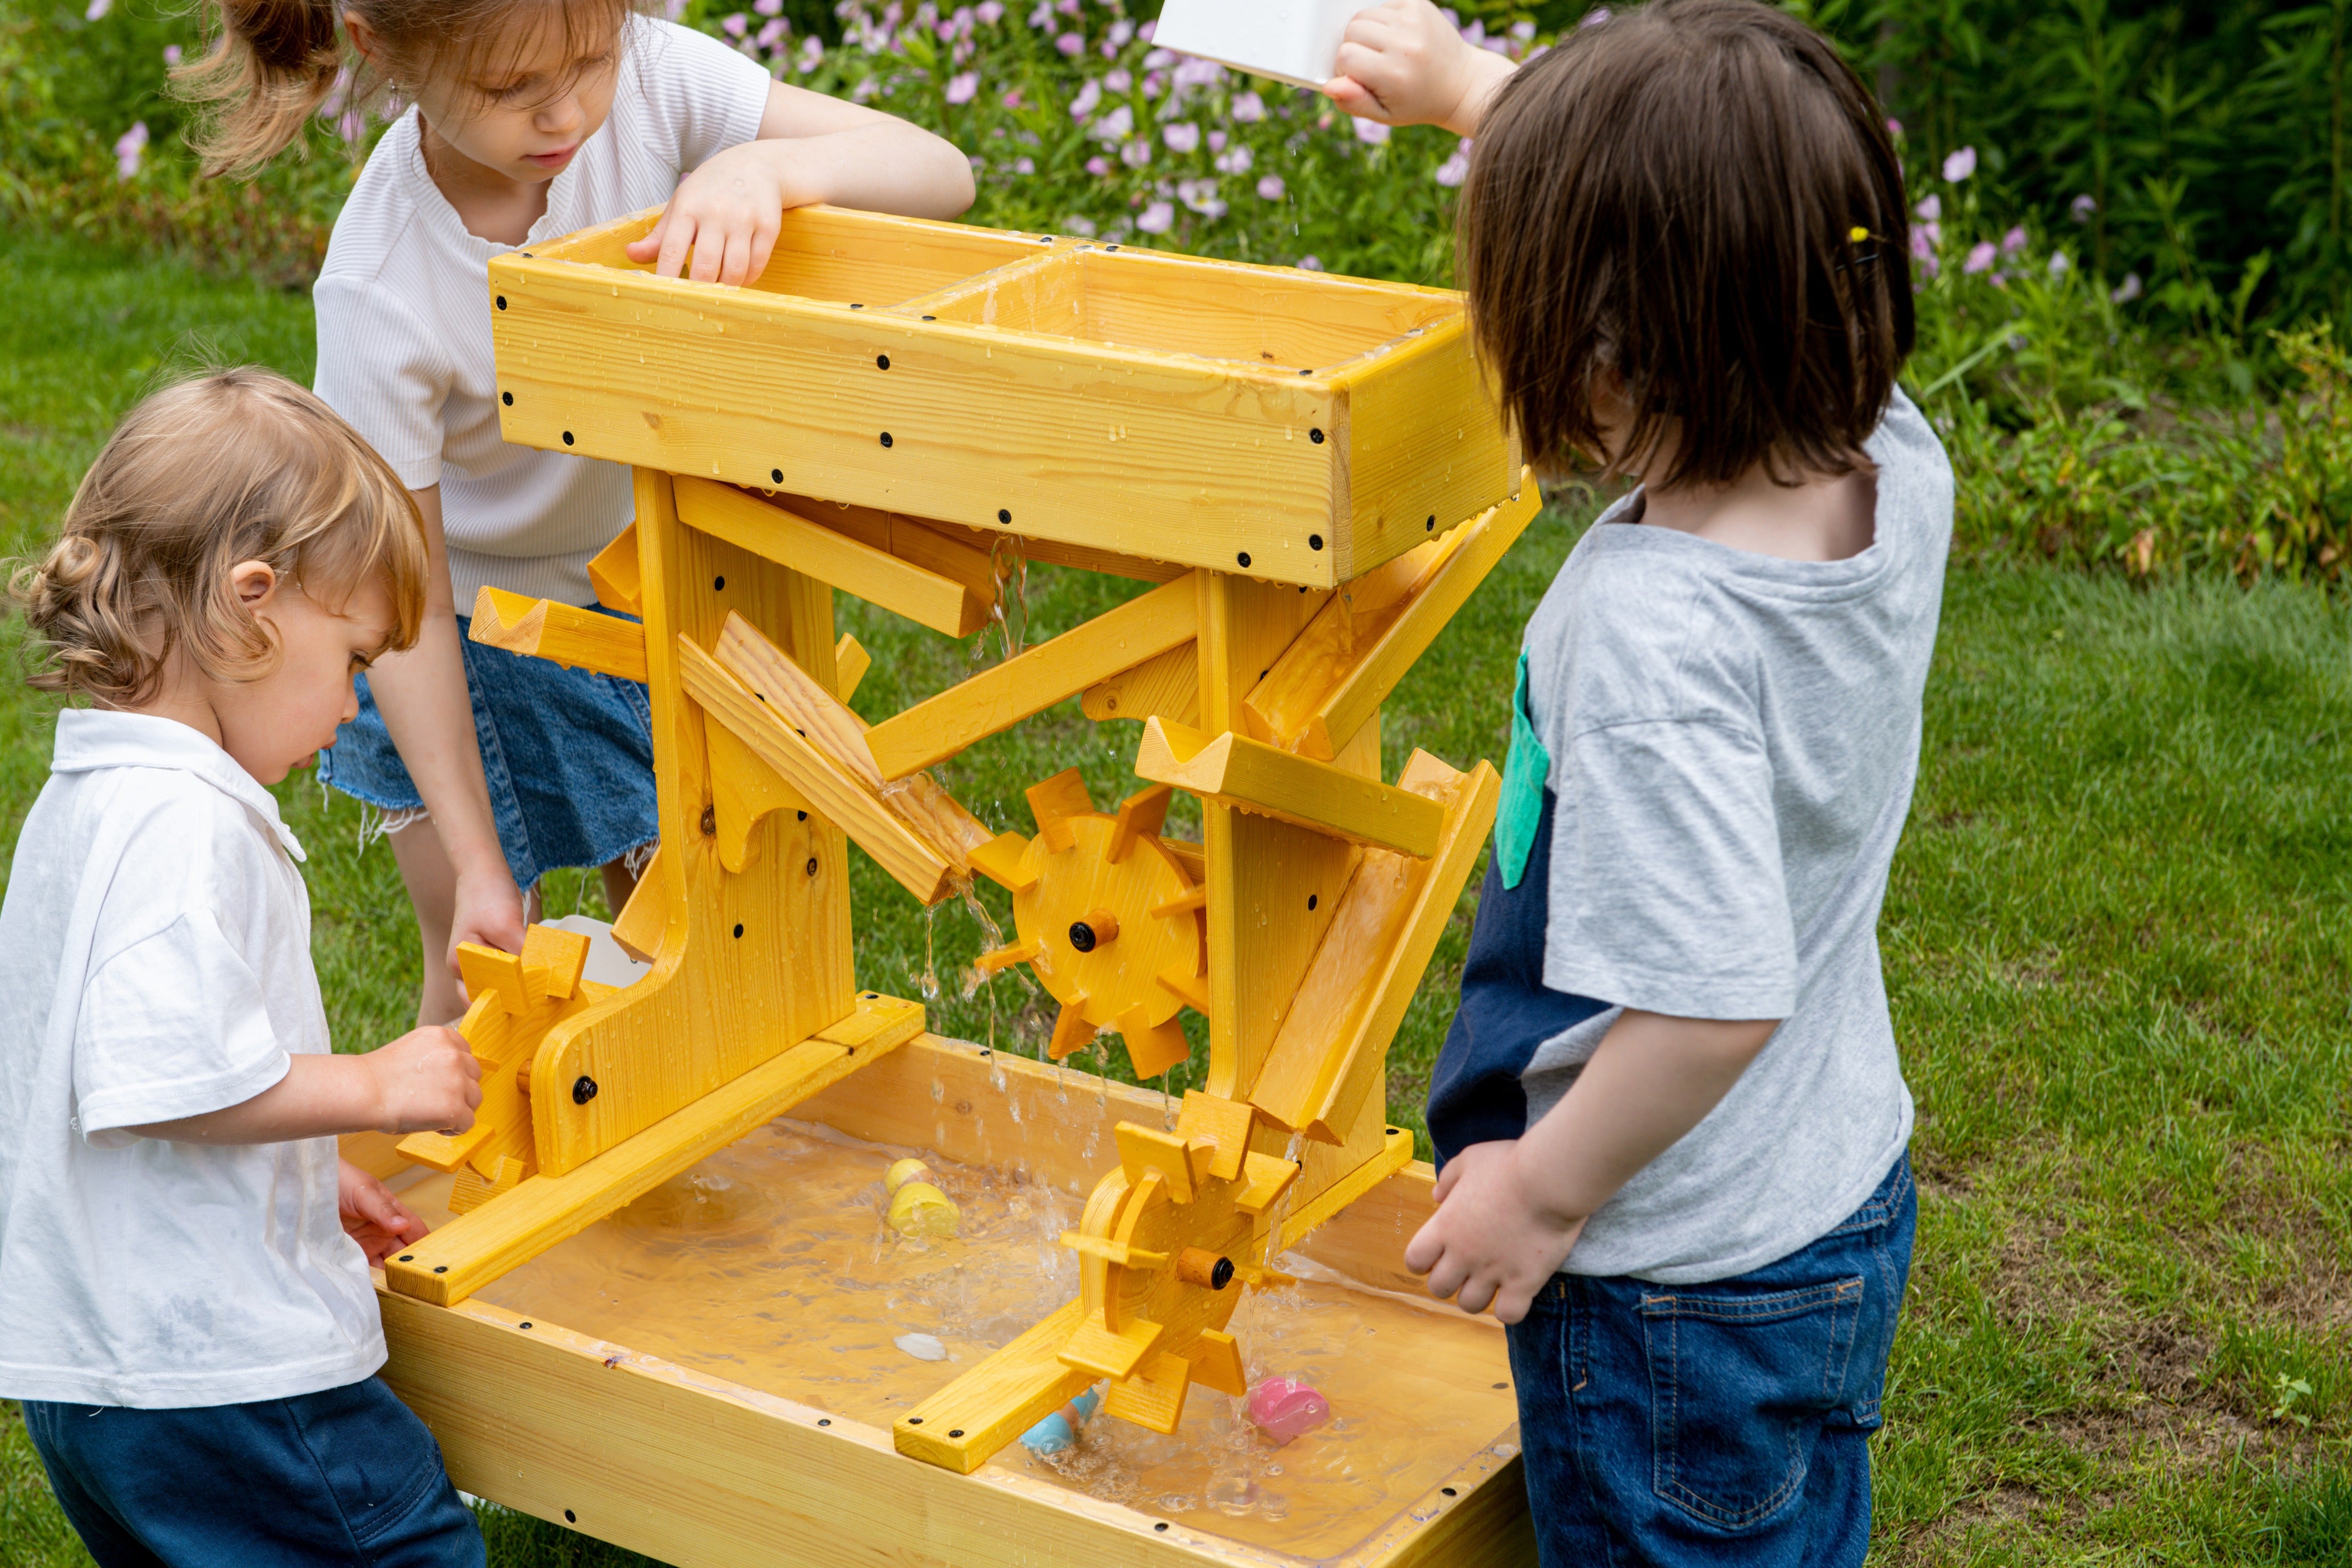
[502,391,513,406]
[880,432,894,448]
[1427,514,1437,530]
[797,810,808,821]
[434,1265,448,1273]
[877,354,890,370]
[734,922,745,937]
[573,1076,599,1104]
[998,508,1011,524]
[562,431,574,445]
[1309,534,1324,550]
[1310,428,1325,443]
[1236,552,1252,567]
[496,296,508,309]
[805,858,820,875]
[772,468,783,483]
[713,575,725,590]
[1308,894,1318,910]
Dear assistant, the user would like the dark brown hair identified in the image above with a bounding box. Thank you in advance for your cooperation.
[9,368,428,707]
[174,0,636,177]
[1458,0,1913,489]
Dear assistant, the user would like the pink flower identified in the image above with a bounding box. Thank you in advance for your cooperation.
[757,17,786,45]
[755,0,783,13]
[1435,146,1471,186]
[1085,154,1110,175]
[721,11,749,35]
[1137,18,1154,39]
[797,35,824,70]
[1942,145,1976,182]
[1163,121,1200,152]
[1963,240,1995,274]
[977,0,1003,19]
[1104,67,1131,92]
[1137,200,1175,233]
[1015,156,1035,174]
[1028,0,1052,24]
[113,120,146,181]
[2070,193,2097,222]
[1121,136,1150,167]
[1885,117,1901,137]
[1256,173,1285,199]
[1297,255,1324,271]
[84,0,109,18]
[1353,116,1390,145]
[1056,30,1082,54]
[1001,87,1023,107]
[1142,70,1165,96]
[1093,104,1133,141]
[946,71,978,103]
[2002,226,2027,254]
[1914,193,1939,222]
[1509,19,1534,40]
[2048,250,2071,276]
[1108,18,1132,45]
[1207,130,1226,153]
[162,42,181,65]
[1908,227,1937,275]
[1069,77,1101,117]
[1213,144,1251,174]
[2112,272,2142,303]
[1231,89,1265,122]
[1143,46,1174,67]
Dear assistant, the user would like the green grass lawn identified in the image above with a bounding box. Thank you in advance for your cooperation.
[4,234,2352,1565]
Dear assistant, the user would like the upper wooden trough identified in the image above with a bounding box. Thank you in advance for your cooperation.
[487,206,1520,589]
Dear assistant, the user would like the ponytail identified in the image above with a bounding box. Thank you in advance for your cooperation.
[174,0,346,177]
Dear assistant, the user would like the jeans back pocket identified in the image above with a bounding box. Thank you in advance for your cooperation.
[1638,1276,1864,1532]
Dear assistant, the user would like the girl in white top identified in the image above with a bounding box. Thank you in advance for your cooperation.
[181,0,975,1022]
[1,368,486,1563]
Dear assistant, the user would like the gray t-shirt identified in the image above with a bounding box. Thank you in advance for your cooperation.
[1521,390,1951,1284]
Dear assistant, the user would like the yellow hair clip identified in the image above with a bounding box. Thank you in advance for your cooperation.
[1848,226,1872,243]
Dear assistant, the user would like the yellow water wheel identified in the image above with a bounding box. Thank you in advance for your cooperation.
[970,769,1208,1079]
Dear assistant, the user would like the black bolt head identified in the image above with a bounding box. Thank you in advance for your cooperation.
[1068,920,1097,953]
[772,467,784,483]
[1309,534,1324,551]
[562,431,574,445]
[879,431,893,448]
[877,354,890,369]
[1309,427,1324,443]
[1210,1256,1235,1290]
[501,391,513,406]
[572,1075,599,1104]
[496,295,507,309]
[1236,551,1252,567]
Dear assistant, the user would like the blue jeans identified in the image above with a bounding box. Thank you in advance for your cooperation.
[22,1377,484,1568]
[1506,1152,1916,1568]
[318,609,658,891]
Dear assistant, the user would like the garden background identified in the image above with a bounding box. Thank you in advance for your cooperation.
[4,0,2352,1560]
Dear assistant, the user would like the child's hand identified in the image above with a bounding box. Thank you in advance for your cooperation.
[1325,0,1517,135]
[628,143,810,287]
[339,1158,429,1266]
[448,866,526,985]
[364,1025,481,1136]
[1403,1139,1585,1324]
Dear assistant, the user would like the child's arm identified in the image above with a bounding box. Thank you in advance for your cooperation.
[1404,1010,1777,1323]
[126,1024,480,1145]
[360,485,528,975]
[627,83,977,286]
[1324,0,1518,134]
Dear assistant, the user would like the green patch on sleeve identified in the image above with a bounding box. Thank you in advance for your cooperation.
[1495,649,1549,891]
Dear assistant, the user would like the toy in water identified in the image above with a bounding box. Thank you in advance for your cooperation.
[884,1158,960,1239]
[1018,1385,1103,1456]
[1246,1377,1332,1444]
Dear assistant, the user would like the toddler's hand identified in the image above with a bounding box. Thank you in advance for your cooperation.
[1403,1139,1585,1324]
[338,1158,429,1266]
[1325,0,1515,134]
[628,142,807,287]
[365,1026,481,1136]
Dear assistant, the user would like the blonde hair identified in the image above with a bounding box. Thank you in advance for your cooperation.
[174,0,639,177]
[10,367,429,707]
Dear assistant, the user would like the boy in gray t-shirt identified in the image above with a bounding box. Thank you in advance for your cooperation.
[1334,0,1950,1561]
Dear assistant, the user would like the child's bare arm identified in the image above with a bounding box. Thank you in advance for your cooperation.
[126,1026,481,1145]
[1326,0,1517,134]
[1404,1010,1777,1322]
[630,81,976,285]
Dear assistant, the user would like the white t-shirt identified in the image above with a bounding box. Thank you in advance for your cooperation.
[0,711,384,1408]
[313,17,774,609]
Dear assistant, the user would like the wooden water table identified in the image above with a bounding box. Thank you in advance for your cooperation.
[365,204,1545,1567]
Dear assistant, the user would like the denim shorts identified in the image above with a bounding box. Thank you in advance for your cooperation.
[1505,1151,1917,1568]
[22,1376,485,1568]
[318,609,658,891]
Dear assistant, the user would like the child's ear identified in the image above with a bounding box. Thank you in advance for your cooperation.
[228,559,281,611]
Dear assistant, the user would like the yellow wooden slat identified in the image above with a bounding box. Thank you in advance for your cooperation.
[1250,480,1541,758]
[865,572,1200,779]
[586,522,642,616]
[833,633,871,703]
[678,637,960,906]
[470,586,648,684]
[382,996,921,1305]
[675,476,985,638]
[1082,642,1199,726]
[891,1298,1095,1475]
[1136,718,1443,859]
[1250,754,1501,1142]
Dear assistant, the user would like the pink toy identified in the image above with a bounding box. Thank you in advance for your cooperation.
[1245,1377,1332,1444]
